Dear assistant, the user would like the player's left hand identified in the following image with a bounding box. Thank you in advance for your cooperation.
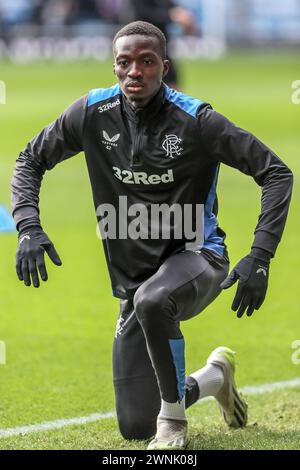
[220,255,270,318]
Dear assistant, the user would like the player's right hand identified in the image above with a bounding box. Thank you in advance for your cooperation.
[16,226,62,288]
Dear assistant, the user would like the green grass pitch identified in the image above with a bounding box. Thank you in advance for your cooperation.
[0,52,299,449]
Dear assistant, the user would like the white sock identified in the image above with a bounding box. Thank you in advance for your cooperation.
[159,395,186,421]
[190,364,224,399]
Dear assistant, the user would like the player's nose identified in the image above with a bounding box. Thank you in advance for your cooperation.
[128,62,143,78]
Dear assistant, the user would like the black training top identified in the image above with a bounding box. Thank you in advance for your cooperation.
[11,83,293,298]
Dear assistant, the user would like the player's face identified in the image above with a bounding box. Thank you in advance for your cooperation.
[113,35,170,108]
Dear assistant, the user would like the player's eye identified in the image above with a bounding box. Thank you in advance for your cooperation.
[118,60,129,67]
[144,58,153,65]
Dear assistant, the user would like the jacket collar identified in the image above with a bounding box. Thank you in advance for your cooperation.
[121,83,166,123]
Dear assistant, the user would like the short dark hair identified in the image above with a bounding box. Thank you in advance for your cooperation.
[113,21,167,59]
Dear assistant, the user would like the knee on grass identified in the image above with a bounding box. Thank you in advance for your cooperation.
[118,417,156,441]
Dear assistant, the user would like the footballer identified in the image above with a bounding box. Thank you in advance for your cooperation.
[11,22,293,449]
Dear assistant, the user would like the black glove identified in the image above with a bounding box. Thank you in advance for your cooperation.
[220,251,270,318]
[16,226,62,288]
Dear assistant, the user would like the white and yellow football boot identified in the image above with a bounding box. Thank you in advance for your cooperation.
[206,346,248,428]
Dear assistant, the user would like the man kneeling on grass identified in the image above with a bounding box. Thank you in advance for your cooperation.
[11,21,293,449]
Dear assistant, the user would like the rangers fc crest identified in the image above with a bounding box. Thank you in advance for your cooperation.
[162,134,183,158]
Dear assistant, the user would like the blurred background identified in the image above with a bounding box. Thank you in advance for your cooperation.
[0,0,299,450]
[0,0,300,62]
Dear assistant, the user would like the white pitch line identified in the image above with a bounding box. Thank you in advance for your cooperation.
[0,412,116,438]
[0,377,299,439]
[196,376,300,404]
[241,377,300,395]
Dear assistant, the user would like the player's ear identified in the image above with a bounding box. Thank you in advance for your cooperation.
[113,62,116,75]
[162,59,170,78]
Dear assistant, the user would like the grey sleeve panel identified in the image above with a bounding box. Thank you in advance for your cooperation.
[198,105,293,257]
[11,96,87,229]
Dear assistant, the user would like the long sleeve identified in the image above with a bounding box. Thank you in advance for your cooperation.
[11,96,87,230]
[198,104,293,257]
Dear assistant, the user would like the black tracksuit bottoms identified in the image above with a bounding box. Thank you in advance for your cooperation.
[113,248,229,440]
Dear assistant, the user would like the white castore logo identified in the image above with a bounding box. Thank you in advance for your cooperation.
[162,134,183,158]
[102,130,120,150]
[19,234,30,244]
[256,266,267,277]
[115,316,125,338]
